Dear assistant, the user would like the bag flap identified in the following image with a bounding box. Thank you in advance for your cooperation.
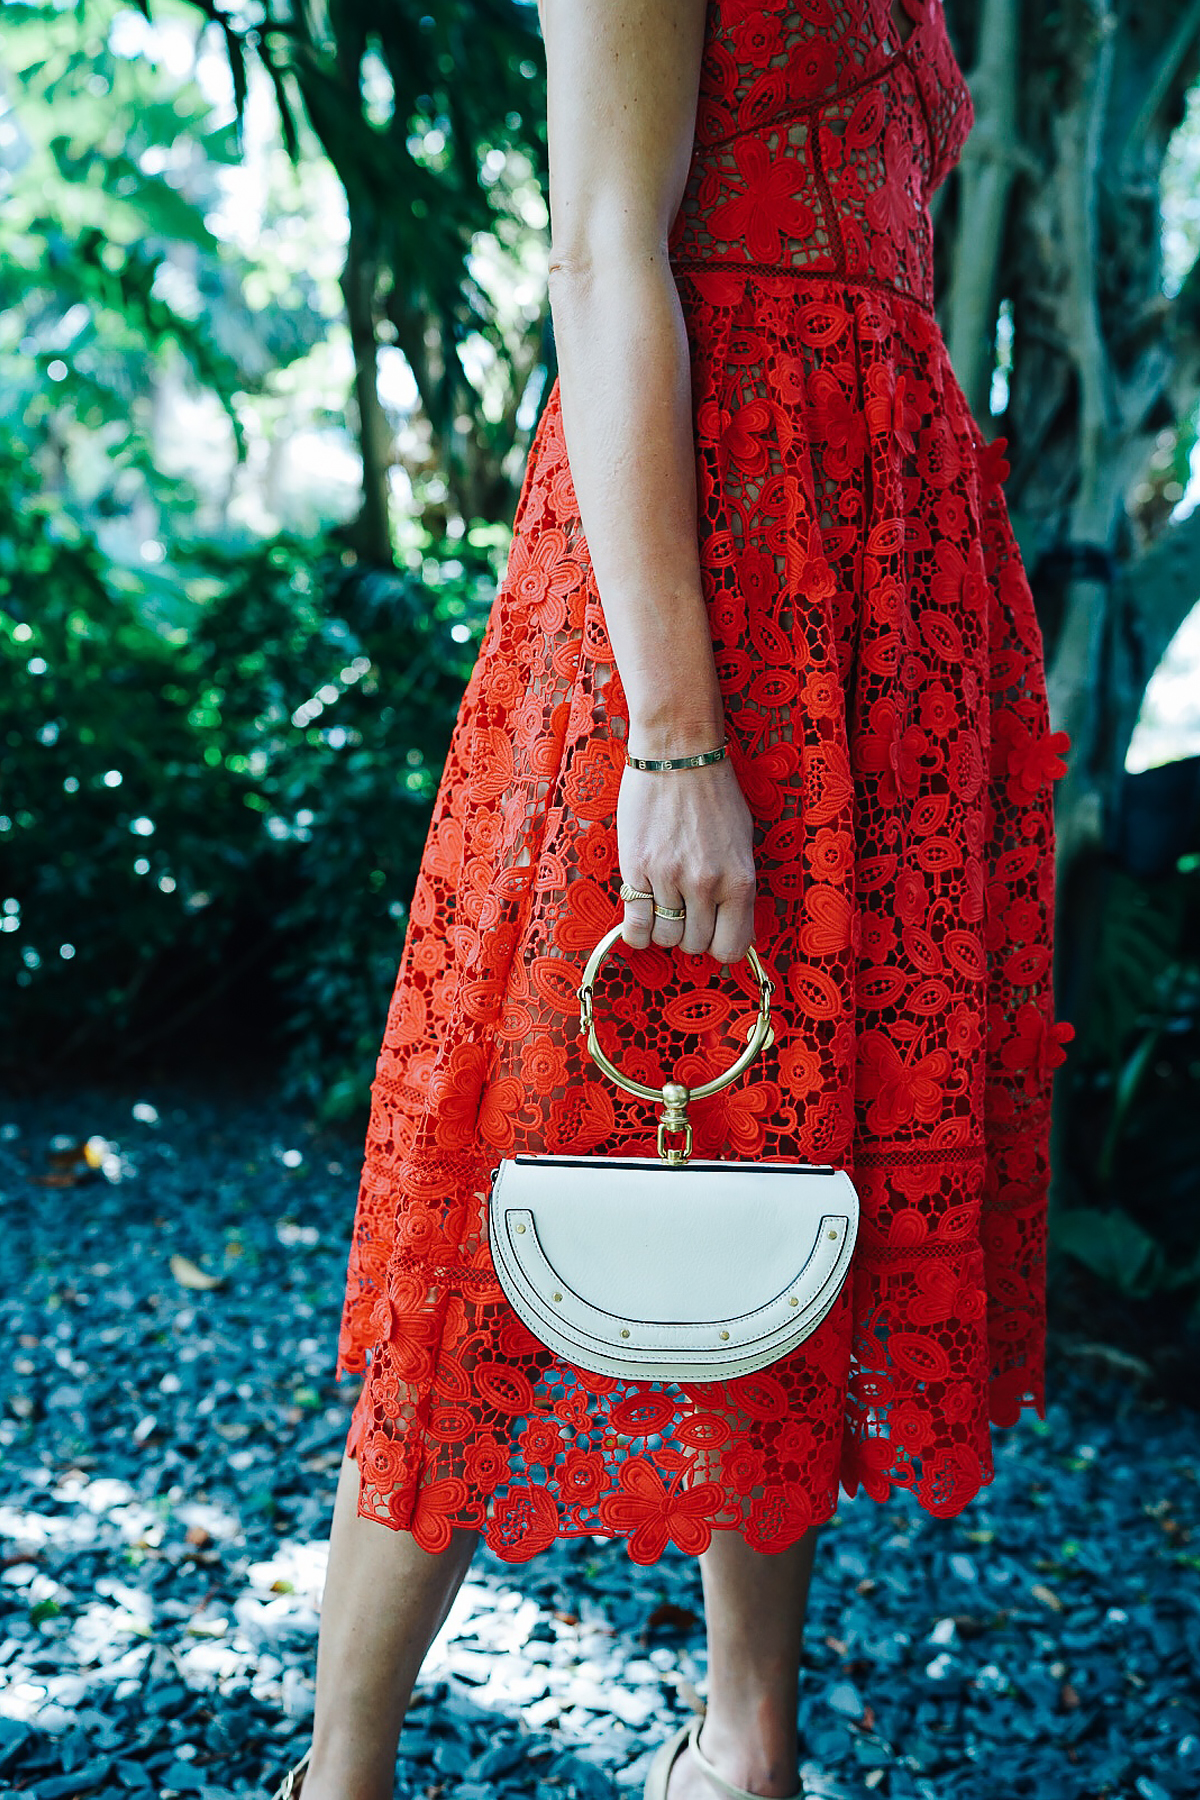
[489,1159,858,1322]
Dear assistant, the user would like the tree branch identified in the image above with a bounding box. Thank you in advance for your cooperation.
[1119,0,1200,170]
[1055,1,1117,529]
[944,0,1020,420]
[1045,2,1119,875]
[342,222,394,565]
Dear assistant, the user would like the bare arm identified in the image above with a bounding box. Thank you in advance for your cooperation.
[539,0,720,752]
[538,0,757,964]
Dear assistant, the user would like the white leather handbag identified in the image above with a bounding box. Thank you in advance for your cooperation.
[487,923,859,1382]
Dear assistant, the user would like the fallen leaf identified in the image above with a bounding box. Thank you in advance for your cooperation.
[301,1451,344,1472]
[952,1613,992,1639]
[46,1143,85,1169]
[1031,1583,1063,1611]
[184,1525,211,1548]
[1061,1683,1080,1710]
[187,1617,228,1638]
[170,1253,224,1291]
[1061,1340,1153,1381]
[645,1601,701,1633]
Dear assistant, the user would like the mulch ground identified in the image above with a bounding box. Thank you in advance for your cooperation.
[1,1086,1197,1800]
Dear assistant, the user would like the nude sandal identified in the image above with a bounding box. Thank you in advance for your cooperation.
[644,1715,807,1800]
[266,1744,311,1800]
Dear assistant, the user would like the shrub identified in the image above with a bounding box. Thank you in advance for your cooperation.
[1,446,499,1114]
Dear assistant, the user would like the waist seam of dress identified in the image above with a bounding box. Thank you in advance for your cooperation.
[671,261,937,317]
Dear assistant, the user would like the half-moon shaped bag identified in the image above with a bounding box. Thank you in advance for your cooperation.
[487,923,859,1382]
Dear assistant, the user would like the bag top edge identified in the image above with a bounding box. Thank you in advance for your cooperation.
[506,1155,840,1173]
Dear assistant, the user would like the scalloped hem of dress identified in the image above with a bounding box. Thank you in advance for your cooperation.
[337,1371,1048,1565]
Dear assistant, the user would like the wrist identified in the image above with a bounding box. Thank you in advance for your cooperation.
[625,723,727,763]
[624,704,726,763]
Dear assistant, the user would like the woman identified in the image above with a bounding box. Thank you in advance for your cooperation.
[275,2,1074,1797]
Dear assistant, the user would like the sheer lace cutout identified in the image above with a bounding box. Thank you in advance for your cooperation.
[887,0,919,50]
[337,0,1074,1564]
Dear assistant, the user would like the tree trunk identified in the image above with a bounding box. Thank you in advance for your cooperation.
[341,219,394,566]
[941,0,1200,845]
[940,0,1200,1209]
[944,0,1022,422]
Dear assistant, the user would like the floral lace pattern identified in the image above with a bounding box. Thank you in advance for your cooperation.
[337,0,1075,1564]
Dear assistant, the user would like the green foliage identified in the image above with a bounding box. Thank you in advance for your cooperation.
[0,0,542,1117]
[182,0,546,297]
[1,444,501,1114]
[1069,865,1188,1068]
[0,0,337,555]
[1058,865,1200,1313]
[176,0,552,527]
[1052,1205,1200,1302]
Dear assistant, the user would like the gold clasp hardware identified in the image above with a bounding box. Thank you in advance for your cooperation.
[657,1081,692,1166]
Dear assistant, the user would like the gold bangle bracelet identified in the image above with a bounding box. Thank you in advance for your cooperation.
[625,740,728,772]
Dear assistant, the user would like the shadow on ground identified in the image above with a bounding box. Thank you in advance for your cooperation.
[1,1086,1198,1800]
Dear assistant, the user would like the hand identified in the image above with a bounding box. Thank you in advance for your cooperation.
[616,755,758,964]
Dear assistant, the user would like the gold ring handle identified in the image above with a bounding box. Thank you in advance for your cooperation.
[576,921,776,1164]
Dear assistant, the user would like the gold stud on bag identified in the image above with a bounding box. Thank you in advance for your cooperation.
[487,922,860,1382]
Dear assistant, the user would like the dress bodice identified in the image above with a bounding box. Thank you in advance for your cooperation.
[668,0,974,310]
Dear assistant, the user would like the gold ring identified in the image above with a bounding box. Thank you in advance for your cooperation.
[652,903,686,920]
[619,881,654,903]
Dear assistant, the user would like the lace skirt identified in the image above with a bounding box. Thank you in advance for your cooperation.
[336,268,1074,1565]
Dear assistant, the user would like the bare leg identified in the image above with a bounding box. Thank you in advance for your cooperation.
[301,1453,479,1800]
[667,1527,821,1800]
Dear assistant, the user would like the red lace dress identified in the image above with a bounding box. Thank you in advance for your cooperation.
[337,0,1075,1564]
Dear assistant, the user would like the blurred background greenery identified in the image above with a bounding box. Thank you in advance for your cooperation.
[2,0,1200,1367]
[1,0,548,1113]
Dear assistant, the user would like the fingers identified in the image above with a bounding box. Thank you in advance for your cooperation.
[677,892,715,957]
[620,906,652,951]
[620,874,756,963]
[620,875,688,951]
[621,898,653,949]
[708,892,757,966]
[619,874,655,950]
[707,869,757,964]
[651,882,688,951]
